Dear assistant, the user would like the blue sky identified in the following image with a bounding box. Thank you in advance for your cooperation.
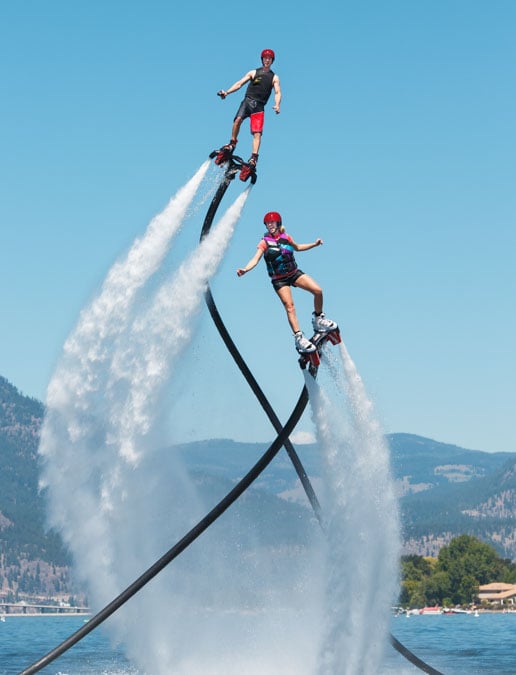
[1,1,515,452]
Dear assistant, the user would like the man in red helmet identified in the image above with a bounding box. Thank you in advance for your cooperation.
[216,49,281,173]
[236,212,338,354]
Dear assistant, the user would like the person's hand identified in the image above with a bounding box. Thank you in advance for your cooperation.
[273,104,280,114]
[217,90,227,99]
[237,268,246,276]
[315,238,323,246]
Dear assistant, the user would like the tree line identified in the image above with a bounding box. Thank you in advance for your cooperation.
[400,534,516,607]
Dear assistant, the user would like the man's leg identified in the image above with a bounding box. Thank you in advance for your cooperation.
[249,111,265,162]
[231,117,242,144]
[252,132,262,155]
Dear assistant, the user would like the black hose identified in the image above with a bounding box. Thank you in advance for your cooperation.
[390,635,443,675]
[19,387,309,675]
[201,162,444,675]
[19,160,443,675]
[200,171,323,524]
[18,167,311,675]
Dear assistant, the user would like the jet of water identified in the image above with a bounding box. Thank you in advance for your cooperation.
[38,163,400,674]
[42,160,210,428]
[38,162,211,598]
[306,342,401,675]
[37,164,244,600]
[105,188,251,464]
[79,188,252,670]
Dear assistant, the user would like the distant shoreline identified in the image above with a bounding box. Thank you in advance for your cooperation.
[1,612,91,618]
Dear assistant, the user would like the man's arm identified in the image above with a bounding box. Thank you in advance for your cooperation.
[218,70,256,99]
[272,75,281,113]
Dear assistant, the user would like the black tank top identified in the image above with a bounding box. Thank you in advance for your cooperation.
[245,67,275,105]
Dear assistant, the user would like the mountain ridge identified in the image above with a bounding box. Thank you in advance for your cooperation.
[1,374,516,601]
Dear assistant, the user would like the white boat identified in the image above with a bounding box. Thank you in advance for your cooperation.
[419,606,443,615]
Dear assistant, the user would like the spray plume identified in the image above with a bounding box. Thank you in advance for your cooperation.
[38,166,247,615]
[36,162,400,673]
[306,341,401,674]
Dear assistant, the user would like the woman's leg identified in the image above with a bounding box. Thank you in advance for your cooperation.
[275,285,300,333]
[294,274,323,314]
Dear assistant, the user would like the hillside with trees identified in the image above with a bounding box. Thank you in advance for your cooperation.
[400,449,516,559]
[0,376,72,603]
[1,373,516,603]
[400,534,516,607]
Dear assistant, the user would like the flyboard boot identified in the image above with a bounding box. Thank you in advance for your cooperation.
[213,139,237,166]
[294,331,316,354]
[239,153,258,182]
[312,312,338,333]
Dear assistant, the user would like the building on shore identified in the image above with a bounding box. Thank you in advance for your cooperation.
[478,583,516,606]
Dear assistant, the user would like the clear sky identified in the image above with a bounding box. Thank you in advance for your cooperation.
[1,1,515,452]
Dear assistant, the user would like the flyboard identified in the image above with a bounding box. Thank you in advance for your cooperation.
[297,327,342,377]
[209,145,257,184]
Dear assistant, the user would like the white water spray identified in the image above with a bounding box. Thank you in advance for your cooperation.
[37,160,400,673]
[306,341,401,674]
[43,160,210,424]
[105,187,251,464]
[39,162,209,594]
[38,166,252,671]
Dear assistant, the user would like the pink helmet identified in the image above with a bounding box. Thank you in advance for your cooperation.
[261,49,275,63]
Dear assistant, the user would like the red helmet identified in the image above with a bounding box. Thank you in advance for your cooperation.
[261,49,275,63]
[263,211,282,226]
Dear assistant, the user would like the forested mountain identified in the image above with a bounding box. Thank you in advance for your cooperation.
[177,435,516,559]
[1,373,516,601]
[400,449,516,558]
[0,376,71,601]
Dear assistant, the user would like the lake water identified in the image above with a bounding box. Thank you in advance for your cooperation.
[387,612,516,674]
[1,612,515,674]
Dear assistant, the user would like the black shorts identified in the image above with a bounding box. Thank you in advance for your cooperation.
[234,96,265,121]
[271,269,305,291]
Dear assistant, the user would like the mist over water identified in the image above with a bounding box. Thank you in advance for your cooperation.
[306,342,401,675]
[38,166,399,674]
[38,167,268,672]
[39,161,210,603]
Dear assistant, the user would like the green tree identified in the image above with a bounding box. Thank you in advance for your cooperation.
[401,555,434,582]
[501,559,516,584]
[436,535,507,604]
[457,574,479,605]
[399,536,516,608]
[423,571,451,606]
[399,579,420,606]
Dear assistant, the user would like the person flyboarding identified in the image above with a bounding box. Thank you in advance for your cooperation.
[237,212,338,354]
[214,49,281,181]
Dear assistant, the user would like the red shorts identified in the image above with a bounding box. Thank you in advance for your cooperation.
[235,98,266,134]
[250,111,264,134]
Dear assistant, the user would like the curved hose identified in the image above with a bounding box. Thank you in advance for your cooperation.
[200,167,323,525]
[19,162,443,675]
[19,387,308,675]
[201,163,444,675]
